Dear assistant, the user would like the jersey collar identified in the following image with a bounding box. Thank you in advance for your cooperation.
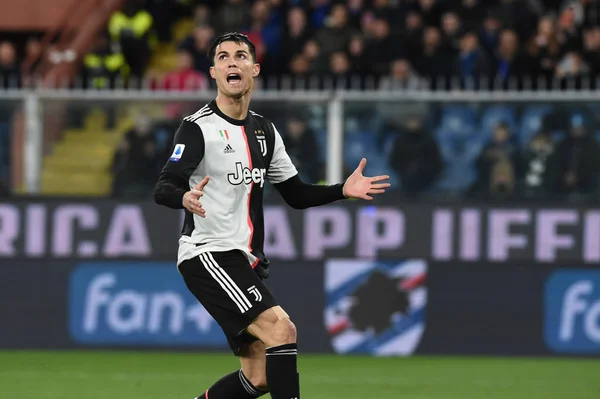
[208,99,248,126]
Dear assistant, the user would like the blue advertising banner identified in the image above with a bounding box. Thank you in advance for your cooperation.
[544,270,600,354]
[69,263,229,347]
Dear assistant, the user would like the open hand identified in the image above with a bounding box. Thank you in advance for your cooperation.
[343,158,391,200]
[183,176,210,217]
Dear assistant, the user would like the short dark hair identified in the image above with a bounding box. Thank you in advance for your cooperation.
[208,32,257,65]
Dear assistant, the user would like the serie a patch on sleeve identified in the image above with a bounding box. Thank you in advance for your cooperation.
[169,144,186,162]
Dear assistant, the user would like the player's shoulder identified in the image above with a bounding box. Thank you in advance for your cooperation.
[182,103,215,128]
[248,109,277,133]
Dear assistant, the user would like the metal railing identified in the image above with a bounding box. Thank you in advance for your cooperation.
[2,87,600,195]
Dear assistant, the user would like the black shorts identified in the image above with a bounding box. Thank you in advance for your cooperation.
[178,249,277,356]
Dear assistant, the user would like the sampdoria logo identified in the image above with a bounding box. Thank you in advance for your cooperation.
[324,259,427,356]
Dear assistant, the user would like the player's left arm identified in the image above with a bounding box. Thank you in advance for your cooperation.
[269,125,390,209]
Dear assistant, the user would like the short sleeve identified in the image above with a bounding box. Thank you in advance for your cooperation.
[160,120,205,181]
[267,124,299,184]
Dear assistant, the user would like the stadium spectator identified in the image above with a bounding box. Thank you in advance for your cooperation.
[550,113,600,196]
[178,25,215,77]
[111,114,157,198]
[281,115,323,182]
[472,122,519,196]
[457,0,485,32]
[108,0,155,77]
[582,25,600,77]
[387,115,442,195]
[556,5,583,52]
[153,49,208,91]
[526,16,562,84]
[414,27,449,87]
[192,3,212,26]
[329,51,352,87]
[242,0,273,66]
[362,17,396,77]
[440,11,463,57]
[289,54,311,79]
[213,0,251,35]
[402,11,425,61]
[522,128,555,198]
[82,34,129,90]
[379,59,423,90]
[347,0,365,29]
[454,31,491,89]
[479,12,503,56]
[494,29,528,87]
[347,34,369,77]
[280,7,313,75]
[302,39,328,75]
[0,42,20,88]
[314,3,355,59]
[578,0,600,27]
[21,38,43,87]
[416,0,444,27]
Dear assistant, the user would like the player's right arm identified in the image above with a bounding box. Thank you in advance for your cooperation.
[154,120,206,213]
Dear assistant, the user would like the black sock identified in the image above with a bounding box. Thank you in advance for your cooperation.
[195,369,268,399]
[266,343,300,399]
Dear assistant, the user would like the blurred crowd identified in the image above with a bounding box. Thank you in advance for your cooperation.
[108,100,600,202]
[1,0,600,90]
[2,0,600,200]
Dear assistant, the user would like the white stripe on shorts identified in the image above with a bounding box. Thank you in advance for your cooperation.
[198,252,253,313]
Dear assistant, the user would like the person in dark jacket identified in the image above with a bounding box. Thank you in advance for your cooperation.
[550,113,600,196]
[388,115,442,194]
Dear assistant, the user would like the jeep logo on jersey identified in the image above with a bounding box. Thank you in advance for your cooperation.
[228,162,266,188]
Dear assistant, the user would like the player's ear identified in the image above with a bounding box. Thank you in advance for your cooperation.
[209,66,216,80]
[252,63,260,78]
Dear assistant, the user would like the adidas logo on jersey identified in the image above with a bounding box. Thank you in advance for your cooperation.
[224,144,235,154]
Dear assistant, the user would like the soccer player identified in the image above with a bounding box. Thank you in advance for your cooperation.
[154,32,390,399]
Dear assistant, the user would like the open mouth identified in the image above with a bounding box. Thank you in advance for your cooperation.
[226,73,242,85]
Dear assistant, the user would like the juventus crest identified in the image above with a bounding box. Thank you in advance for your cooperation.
[255,129,267,156]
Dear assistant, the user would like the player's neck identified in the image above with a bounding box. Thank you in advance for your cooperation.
[215,94,250,121]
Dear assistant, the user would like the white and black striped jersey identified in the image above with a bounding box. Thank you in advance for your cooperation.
[155,99,346,270]
[155,100,299,267]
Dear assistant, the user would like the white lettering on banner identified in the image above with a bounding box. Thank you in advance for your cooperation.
[584,211,600,262]
[53,205,98,256]
[263,207,297,259]
[103,206,151,256]
[2,202,600,262]
[147,292,184,333]
[356,208,404,258]
[431,209,481,261]
[431,209,453,260]
[25,205,46,256]
[0,204,152,258]
[304,207,351,259]
[536,211,578,262]
[461,209,481,261]
[0,204,18,255]
[560,281,600,343]
[84,272,214,335]
[488,210,530,261]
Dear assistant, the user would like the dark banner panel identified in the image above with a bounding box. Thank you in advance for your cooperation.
[2,259,599,356]
[1,200,600,263]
